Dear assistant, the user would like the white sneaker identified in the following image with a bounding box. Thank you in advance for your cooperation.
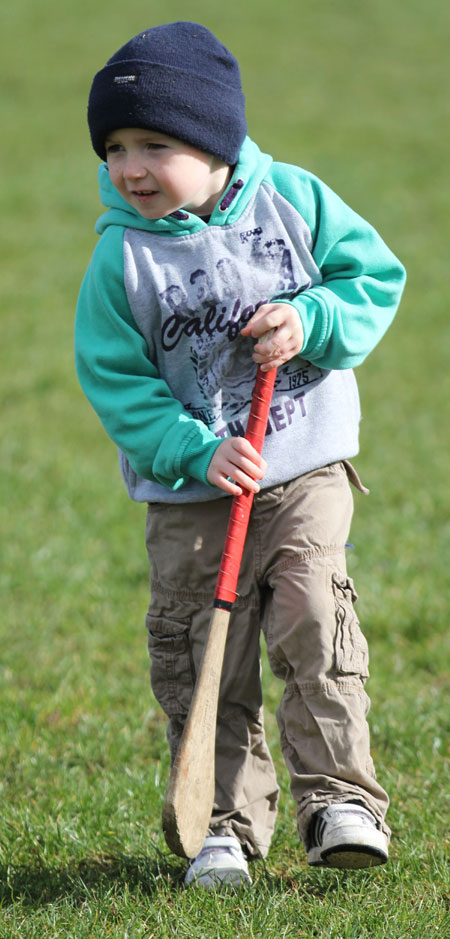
[184,835,252,888]
[307,803,389,869]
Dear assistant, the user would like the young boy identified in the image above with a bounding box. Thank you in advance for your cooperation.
[75,21,406,887]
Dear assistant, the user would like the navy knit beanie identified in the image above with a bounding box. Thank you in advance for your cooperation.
[87,21,247,164]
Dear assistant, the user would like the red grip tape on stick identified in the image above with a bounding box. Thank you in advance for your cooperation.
[214,365,277,607]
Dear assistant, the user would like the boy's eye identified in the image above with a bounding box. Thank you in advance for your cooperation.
[146,142,167,151]
[105,143,123,154]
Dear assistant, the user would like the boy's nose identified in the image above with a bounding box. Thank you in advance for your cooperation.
[124,156,147,179]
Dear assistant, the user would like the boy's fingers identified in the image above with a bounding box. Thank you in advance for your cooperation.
[207,436,268,494]
[229,474,260,493]
[230,435,266,462]
[217,478,243,496]
[220,446,267,492]
[241,316,277,337]
[253,329,303,369]
[254,322,287,348]
[253,338,280,360]
[240,305,280,336]
[223,455,265,482]
[212,468,259,495]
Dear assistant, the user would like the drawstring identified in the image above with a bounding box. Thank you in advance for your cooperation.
[169,179,244,220]
[219,178,244,211]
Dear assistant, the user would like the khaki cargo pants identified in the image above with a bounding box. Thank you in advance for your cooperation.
[145,462,390,859]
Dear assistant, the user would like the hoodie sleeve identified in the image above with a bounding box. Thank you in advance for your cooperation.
[75,227,221,489]
[267,163,406,369]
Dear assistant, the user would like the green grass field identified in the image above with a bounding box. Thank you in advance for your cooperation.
[1,0,449,935]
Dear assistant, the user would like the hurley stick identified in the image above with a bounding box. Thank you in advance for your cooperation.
[162,361,277,859]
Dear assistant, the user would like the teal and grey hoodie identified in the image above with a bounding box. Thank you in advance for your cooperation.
[75,137,405,502]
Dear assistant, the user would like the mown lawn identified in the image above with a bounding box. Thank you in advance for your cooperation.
[1,0,448,935]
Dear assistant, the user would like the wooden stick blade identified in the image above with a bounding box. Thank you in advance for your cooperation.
[162,606,231,858]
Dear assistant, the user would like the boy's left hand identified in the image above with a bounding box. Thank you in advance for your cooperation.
[240,302,304,371]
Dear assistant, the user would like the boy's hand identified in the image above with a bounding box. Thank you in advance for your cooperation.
[241,302,304,371]
[207,437,267,496]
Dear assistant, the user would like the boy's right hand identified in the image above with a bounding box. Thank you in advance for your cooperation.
[207,437,267,496]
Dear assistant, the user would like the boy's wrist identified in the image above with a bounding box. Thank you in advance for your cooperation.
[180,436,224,487]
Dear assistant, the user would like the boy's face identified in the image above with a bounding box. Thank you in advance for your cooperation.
[105,128,231,219]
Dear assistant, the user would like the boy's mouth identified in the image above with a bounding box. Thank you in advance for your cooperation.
[132,189,158,200]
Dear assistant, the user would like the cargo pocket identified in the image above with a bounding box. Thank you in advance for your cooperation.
[332,572,369,678]
[146,615,196,718]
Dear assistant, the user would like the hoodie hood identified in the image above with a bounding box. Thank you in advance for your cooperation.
[94,136,273,236]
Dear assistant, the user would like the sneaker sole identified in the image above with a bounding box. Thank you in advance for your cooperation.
[321,844,388,869]
[186,869,252,888]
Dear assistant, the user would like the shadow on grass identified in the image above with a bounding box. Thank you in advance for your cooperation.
[0,852,185,907]
[0,853,370,908]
